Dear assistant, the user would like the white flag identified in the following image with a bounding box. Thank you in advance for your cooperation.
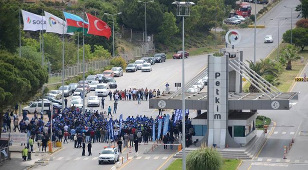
[44,11,72,35]
[22,10,46,31]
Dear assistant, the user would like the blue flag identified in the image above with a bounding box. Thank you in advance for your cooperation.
[152,122,156,141]
[163,114,170,136]
[109,118,114,140]
[157,118,162,140]
[119,114,123,132]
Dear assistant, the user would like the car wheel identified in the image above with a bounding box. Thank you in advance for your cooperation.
[173,57,175,59]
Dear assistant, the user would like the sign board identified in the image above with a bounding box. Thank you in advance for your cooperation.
[1,133,27,144]
[225,30,241,45]
[207,54,228,148]
[175,83,181,87]
[295,77,307,82]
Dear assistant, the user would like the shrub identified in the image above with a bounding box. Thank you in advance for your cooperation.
[186,147,223,170]
[296,19,308,28]
[110,57,127,69]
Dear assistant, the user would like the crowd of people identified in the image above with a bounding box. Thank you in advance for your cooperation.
[107,88,163,102]
[2,106,195,157]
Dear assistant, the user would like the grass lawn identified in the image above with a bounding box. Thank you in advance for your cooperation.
[166,159,241,170]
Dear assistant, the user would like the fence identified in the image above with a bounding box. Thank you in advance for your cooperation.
[48,60,110,83]
[0,147,10,164]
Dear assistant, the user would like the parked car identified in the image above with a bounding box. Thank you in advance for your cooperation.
[224,18,241,25]
[77,83,90,93]
[231,15,246,21]
[141,63,152,72]
[86,75,97,83]
[73,88,87,97]
[71,96,83,102]
[87,96,100,107]
[187,87,199,93]
[153,53,166,63]
[105,77,117,89]
[47,90,62,99]
[97,74,108,83]
[59,85,72,97]
[78,80,88,85]
[22,100,51,114]
[173,51,189,59]
[134,60,146,70]
[264,35,273,43]
[70,99,83,108]
[103,70,115,77]
[111,67,123,77]
[98,147,119,164]
[69,83,78,93]
[95,83,109,97]
[141,57,155,65]
[125,63,137,72]
[89,81,99,91]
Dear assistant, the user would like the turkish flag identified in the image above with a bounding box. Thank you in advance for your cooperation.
[86,13,111,39]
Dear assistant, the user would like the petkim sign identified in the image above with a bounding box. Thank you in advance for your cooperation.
[207,54,228,148]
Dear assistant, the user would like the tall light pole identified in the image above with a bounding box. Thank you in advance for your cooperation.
[138,0,154,43]
[172,2,194,170]
[284,6,295,44]
[254,0,257,63]
[104,12,122,57]
[270,18,287,59]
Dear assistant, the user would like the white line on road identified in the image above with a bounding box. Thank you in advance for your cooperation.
[145,156,150,160]
[290,132,295,135]
[257,158,263,162]
[295,160,300,163]
[74,157,81,160]
[285,159,290,163]
[304,160,308,163]
[57,157,64,160]
[162,156,168,160]
[65,157,71,160]
[276,159,281,162]
[282,132,287,135]
[136,156,142,160]
[92,157,98,160]
[274,131,278,134]
[128,156,133,160]
[267,159,272,162]
[251,162,288,167]
[83,157,89,160]
[154,156,159,160]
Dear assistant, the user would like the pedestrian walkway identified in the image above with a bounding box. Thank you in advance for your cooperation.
[272,131,296,136]
[253,157,308,164]
[47,155,171,162]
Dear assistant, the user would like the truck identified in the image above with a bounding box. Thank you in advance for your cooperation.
[236,2,251,18]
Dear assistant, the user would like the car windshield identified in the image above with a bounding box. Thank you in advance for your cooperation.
[154,54,160,57]
[127,64,134,67]
[135,61,143,64]
[50,91,58,94]
[89,96,97,100]
[90,81,98,85]
[106,78,115,83]
[59,86,68,90]
[71,100,81,104]
[265,35,272,38]
[75,88,82,92]
[143,63,150,67]
[101,150,114,154]
[112,67,120,71]
[177,51,184,54]
[97,84,107,89]
[86,76,96,80]
[103,71,111,75]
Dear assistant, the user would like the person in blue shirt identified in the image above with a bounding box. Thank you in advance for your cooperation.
[108,106,112,117]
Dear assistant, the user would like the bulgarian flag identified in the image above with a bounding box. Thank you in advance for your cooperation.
[86,13,111,39]
[63,12,88,34]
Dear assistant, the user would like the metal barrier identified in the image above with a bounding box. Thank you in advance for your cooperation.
[0,147,10,163]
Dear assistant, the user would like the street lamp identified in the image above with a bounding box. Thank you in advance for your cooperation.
[270,18,287,59]
[284,6,295,44]
[138,0,154,43]
[172,1,194,170]
[104,12,122,57]
[254,0,257,63]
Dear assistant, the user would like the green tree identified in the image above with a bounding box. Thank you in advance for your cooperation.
[156,12,178,45]
[297,0,308,19]
[279,44,301,70]
[92,45,112,60]
[186,146,222,170]
[283,28,308,50]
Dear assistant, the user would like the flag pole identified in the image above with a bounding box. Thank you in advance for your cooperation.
[19,9,21,58]
[77,32,80,70]
[42,11,45,67]
[82,11,85,115]
[61,12,65,112]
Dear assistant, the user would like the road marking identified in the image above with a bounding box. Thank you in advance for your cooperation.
[157,153,176,170]
[290,132,295,135]
[276,159,281,162]
[154,156,159,160]
[136,156,142,160]
[128,156,133,160]
[251,162,288,167]
[92,157,98,160]
[257,158,263,162]
[74,157,81,160]
[162,156,168,160]
[254,121,276,159]
[267,159,272,162]
[295,160,300,163]
[282,132,287,135]
[65,157,71,160]
[145,156,150,160]
[274,131,278,134]
[83,157,89,160]
[57,157,63,160]
[304,160,308,163]
[285,159,290,163]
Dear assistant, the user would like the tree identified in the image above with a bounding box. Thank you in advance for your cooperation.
[247,59,280,92]
[279,44,301,70]
[0,51,48,137]
[297,0,308,19]
[283,28,308,50]
[156,12,178,45]
[296,18,308,28]
[186,146,222,170]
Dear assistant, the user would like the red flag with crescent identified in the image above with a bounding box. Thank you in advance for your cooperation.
[86,13,111,39]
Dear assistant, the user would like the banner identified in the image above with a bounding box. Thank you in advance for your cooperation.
[163,114,170,136]
[44,11,72,35]
[152,122,156,141]
[119,114,123,132]
[86,13,111,38]
[157,118,162,140]
[63,11,89,33]
[22,10,46,31]
[108,118,114,141]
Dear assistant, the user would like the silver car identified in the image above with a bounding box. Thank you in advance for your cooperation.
[87,96,100,107]
[111,67,123,77]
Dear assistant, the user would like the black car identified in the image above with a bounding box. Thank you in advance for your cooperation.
[105,77,117,89]
[125,63,137,72]
[153,53,166,63]
[141,57,155,65]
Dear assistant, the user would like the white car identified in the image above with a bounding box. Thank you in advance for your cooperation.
[87,96,100,107]
[23,100,51,113]
[47,90,62,99]
[134,60,145,70]
[195,79,204,90]
[73,88,87,97]
[71,96,83,102]
[98,147,119,164]
[70,99,83,108]
[202,76,208,85]
[95,83,109,97]
[264,35,273,43]
[111,67,123,77]
[231,15,246,21]
[187,87,199,93]
[191,85,201,92]
[89,81,99,91]
[141,63,152,72]
[59,85,72,97]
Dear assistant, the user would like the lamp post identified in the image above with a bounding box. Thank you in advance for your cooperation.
[284,6,295,44]
[254,0,257,63]
[104,12,122,57]
[270,18,287,59]
[138,0,154,43]
[172,2,194,170]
